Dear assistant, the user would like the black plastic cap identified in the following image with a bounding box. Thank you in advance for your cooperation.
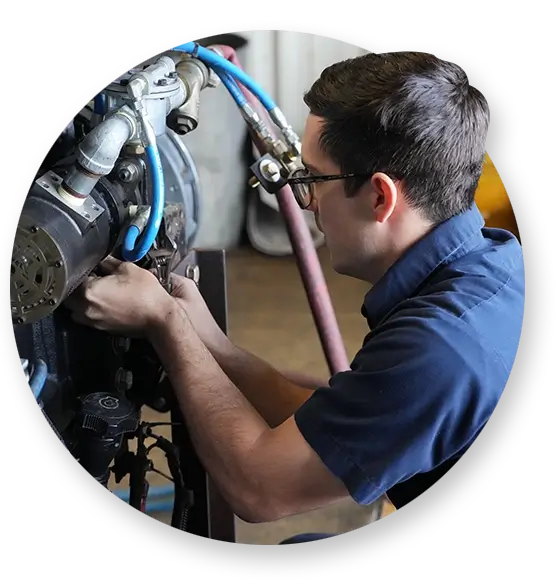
[76,392,139,438]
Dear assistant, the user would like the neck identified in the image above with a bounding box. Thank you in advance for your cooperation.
[368,216,435,285]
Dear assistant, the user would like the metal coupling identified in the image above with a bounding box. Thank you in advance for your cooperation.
[128,205,151,232]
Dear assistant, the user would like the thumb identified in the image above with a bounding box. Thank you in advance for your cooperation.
[169,273,195,298]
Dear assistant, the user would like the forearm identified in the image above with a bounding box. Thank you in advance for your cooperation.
[148,307,272,519]
[201,334,318,428]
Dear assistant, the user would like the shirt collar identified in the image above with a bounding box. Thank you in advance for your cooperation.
[362,203,486,329]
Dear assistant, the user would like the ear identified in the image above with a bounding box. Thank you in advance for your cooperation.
[370,172,398,223]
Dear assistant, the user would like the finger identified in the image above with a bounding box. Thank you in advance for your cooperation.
[71,309,98,328]
[96,255,123,275]
[65,274,102,309]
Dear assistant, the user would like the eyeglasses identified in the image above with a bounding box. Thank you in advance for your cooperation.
[287,167,372,209]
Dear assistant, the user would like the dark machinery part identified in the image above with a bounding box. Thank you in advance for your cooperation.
[75,392,139,486]
[11,97,235,538]
[11,126,200,326]
[249,152,288,194]
[12,43,347,542]
[11,173,116,325]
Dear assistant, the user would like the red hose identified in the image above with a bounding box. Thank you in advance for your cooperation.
[210,45,350,375]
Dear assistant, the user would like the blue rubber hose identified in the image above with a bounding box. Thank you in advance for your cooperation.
[172,42,277,111]
[121,143,165,262]
[30,359,48,400]
[214,68,247,107]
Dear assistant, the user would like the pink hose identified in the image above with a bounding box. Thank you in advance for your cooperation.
[210,45,350,375]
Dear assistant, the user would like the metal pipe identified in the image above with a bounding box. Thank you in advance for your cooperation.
[61,107,136,203]
[77,108,136,175]
[210,45,350,375]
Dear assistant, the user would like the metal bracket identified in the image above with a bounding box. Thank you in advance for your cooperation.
[249,153,288,194]
[35,171,105,224]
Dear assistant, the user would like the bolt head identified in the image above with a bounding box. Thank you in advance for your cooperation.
[260,159,282,182]
[119,168,132,181]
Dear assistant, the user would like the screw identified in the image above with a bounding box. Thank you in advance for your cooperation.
[30,226,38,234]
[48,298,57,306]
[54,261,63,268]
[16,317,25,324]
[157,78,169,86]
[168,71,178,79]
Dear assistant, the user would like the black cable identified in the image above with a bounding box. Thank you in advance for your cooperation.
[146,429,193,532]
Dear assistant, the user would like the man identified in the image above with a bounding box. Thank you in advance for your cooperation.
[66,52,525,536]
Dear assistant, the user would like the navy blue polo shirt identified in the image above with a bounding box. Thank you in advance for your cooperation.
[294,203,525,509]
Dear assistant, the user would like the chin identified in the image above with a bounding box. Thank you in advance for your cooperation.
[329,253,353,277]
[328,249,367,281]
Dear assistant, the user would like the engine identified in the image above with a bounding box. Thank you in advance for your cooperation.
[10,41,303,541]
[11,49,213,528]
[11,54,207,325]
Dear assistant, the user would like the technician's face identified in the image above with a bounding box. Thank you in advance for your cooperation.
[301,115,378,279]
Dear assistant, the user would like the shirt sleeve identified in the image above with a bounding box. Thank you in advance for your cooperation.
[294,311,503,505]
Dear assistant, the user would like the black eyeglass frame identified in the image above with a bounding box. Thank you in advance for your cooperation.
[287,169,373,209]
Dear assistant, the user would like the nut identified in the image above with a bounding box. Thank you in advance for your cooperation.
[124,143,145,156]
[116,161,140,183]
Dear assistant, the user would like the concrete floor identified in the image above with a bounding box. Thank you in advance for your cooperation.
[111,244,395,543]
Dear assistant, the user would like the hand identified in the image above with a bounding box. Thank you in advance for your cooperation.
[167,272,228,351]
[65,256,176,337]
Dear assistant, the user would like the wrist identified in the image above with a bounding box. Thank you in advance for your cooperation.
[146,294,184,342]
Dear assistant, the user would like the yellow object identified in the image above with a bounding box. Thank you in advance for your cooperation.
[475,154,519,239]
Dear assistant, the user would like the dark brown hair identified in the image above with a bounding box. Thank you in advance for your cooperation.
[303,51,490,223]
